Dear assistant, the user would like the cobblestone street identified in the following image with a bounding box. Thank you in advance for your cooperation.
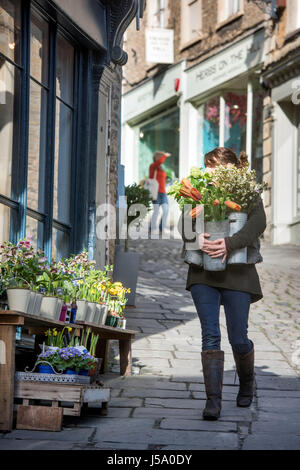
[1,238,300,450]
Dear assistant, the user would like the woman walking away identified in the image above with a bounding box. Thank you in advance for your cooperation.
[149,151,172,236]
[179,147,266,421]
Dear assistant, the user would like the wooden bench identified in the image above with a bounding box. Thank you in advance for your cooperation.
[0,309,138,432]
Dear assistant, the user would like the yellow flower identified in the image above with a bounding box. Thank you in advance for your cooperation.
[68,327,72,332]
[127,289,131,293]
[53,331,58,336]
[91,289,96,295]
[78,280,83,285]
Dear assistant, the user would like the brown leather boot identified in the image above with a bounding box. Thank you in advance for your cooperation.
[201,350,224,420]
[232,341,255,407]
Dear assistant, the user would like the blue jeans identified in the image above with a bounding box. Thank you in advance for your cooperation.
[151,192,169,231]
[190,284,252,354]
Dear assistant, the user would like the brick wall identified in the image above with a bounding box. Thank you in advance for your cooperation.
[123,0,265,93]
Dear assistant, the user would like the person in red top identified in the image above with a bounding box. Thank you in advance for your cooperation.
[149,151,172,235]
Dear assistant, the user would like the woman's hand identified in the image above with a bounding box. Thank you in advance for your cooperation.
[165,152,172,158]
[200,235,228,264]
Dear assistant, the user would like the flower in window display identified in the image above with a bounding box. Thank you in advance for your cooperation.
[226,93,247,128]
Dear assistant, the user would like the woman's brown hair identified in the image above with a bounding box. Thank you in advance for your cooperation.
[204,147,248,169]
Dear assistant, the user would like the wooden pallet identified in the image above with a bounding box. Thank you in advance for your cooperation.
[14,381,110,431]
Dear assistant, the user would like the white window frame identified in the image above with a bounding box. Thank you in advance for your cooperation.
[217,0,244,30]
[285,0,300,37]
[180,0,202,50]
[153,0,166,29]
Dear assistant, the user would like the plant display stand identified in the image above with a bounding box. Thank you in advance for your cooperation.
[14,380,110,431]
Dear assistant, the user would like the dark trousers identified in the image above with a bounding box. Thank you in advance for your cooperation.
[190,283,252,354]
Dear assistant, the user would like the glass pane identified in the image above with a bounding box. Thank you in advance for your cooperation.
[0,203,10,242]
[198,97,220,166]
[52,228,69,262]
[56,35,74,106]
[27,80,47,212]
[53,100,72,224]
[252,89,265,183]
[30,10,49,86]
[138,109,180,183]
[26,217,44,250]
[224,92,247,156]
[0,59,20,198]
[0,0,21,63]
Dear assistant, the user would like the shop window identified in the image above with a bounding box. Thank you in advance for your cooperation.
[198,97,220,165]
[0,0,21,64]
[218,0,243,24]
[224,92,247,156]
[27,11,49,214]
[0,0,21,243]
[0,1,77,257]
[138,108,180,184]
[197,88,263,181]
[181,0,202,48]
[286,0,300,36]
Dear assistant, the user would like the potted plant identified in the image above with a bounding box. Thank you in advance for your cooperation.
[36,266,69,320]
[35,350,59,374]
[113,183,152,306]
[0,239,48,313]
[169,169,231,271]
[210,163,268,264]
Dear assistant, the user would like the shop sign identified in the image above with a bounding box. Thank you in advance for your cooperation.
[146,28,174,64]
[122,61,182,122]
[186,29,265,100]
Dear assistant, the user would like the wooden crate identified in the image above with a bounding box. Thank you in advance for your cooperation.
[14,381,110,431]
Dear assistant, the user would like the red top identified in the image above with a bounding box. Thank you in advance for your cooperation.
[149,154,167,194]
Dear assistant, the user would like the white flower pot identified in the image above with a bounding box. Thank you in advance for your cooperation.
[27,291,36,314]
[6,288,31,313]
[33,293,43,315]
[55,299,63,321]
[76,300,87,322]
[99,304,109,325]
[86,302,96,323]
[40,296,58,319]
[119,318,126,329]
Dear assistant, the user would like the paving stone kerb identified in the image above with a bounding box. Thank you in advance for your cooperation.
[1,240,300,450]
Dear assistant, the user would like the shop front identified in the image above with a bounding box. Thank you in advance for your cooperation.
[183,28,266,183]
[122,61,184,186]
[262,55,300,245]
[0,0,141,265]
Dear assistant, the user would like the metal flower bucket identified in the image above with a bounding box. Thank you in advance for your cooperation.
[184,249,203,267]
[227,212,248,265]
[203,220,229,271]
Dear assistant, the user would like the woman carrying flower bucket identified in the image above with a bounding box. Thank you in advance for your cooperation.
[174,147,267,421]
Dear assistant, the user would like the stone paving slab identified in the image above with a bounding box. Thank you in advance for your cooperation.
[242,432,300,450]
[4,240,299,450]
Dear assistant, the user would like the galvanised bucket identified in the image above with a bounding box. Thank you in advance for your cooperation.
[184,249,203,267]
[203,220,229,271]
[227,212,248,265]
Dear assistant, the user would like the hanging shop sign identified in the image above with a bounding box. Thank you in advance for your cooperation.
[146,28,174,64]
[185,29,265,101]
